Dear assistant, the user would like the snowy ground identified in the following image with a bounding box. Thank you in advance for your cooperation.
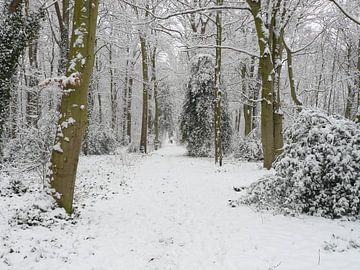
[1,144,360,270]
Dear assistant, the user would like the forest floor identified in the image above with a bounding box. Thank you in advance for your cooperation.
[1,144,360,270]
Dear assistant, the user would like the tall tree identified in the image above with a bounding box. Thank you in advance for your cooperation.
[48,0,99,213]
[245,0,296,169]
[214,0,223,165]
[137,3,150,153]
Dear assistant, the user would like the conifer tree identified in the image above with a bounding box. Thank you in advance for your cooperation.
[180,54,232,157]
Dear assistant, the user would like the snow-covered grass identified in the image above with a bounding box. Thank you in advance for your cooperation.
[1,145,359,269]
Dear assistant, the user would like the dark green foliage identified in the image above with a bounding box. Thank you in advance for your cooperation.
[179,54,232,157]
[0,0,44,153]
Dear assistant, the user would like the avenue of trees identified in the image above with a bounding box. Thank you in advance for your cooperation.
[0,0,359,213]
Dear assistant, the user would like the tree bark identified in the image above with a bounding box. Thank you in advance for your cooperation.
[55,0,70,75]
[49,0,99,214]
[109,44,117,134]
[139,33,149,153]
[214,0,223,166]
[151,47,160,150]
[344,43,355,119]
[284,41,302,111]
[247,0,275,169]
[241,63,253,136]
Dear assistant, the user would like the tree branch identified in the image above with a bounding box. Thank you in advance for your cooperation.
[329,0,360,25]
[183,45,259,58]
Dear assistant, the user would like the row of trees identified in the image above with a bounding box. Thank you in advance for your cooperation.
[0,0,359,213]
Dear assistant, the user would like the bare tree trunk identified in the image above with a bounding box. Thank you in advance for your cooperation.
[139,33,149,153]
[151,47,160,150]
[356,39,360,123]
[49,0,99,214]
[345,44,356,119]
[109,44,117,134]
[242,63,253,136]
[327,29,340,113]
[127,71,133,143]
[247,0,275,169]
[122,46,130,145]
[315,50,325,108]
[55,0,70,75]
[284,41,302,111]
[94,58,102,123]
[235,108,241,133]
[24,0,40,126]
[214,0,223,166]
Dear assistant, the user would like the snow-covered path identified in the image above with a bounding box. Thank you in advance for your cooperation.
[2,145,360,269]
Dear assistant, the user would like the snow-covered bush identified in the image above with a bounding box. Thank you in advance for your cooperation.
[0,171,71,228]
[7,187,74,228]
[238,110,360,219]
[179,54,232,157]
[83,123,117,155]
[231,131,263,162]
[8,197,71,228]
[2,111,57,177]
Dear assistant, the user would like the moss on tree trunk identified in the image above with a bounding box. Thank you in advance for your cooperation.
[49,0,99,214]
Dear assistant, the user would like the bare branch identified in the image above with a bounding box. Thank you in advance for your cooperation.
[329,0,360,25]
[182,45,259,58]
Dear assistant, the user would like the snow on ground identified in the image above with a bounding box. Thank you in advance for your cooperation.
[1,144,360,270]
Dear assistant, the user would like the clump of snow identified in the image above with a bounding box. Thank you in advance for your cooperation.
[52,142,63,153]
[237,109,360,219]
[39,72,81,89]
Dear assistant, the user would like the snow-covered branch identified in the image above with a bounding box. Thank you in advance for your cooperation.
[39,72,81,89]
[119,0,250,21]
[183,45,259,58]
[329,0,360,25]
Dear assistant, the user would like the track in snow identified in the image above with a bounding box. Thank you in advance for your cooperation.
[2,144,360,270]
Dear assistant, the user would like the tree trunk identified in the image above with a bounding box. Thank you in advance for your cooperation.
[356,39,360,123]
[327,29,339,113]
[345,44,355,119]
[247,0,275,169]
[235,108,241,133]
[109,44,117,134]
[214,0,223,166]
[126,58,134,144]
[151,47,160,150]
[122,46,130,145]
[25,0,40,126]
[139,33,149,153]
[55,0,70,75]
[241,63,253,136]
[284,42,302,111]
[49,0,99,214]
